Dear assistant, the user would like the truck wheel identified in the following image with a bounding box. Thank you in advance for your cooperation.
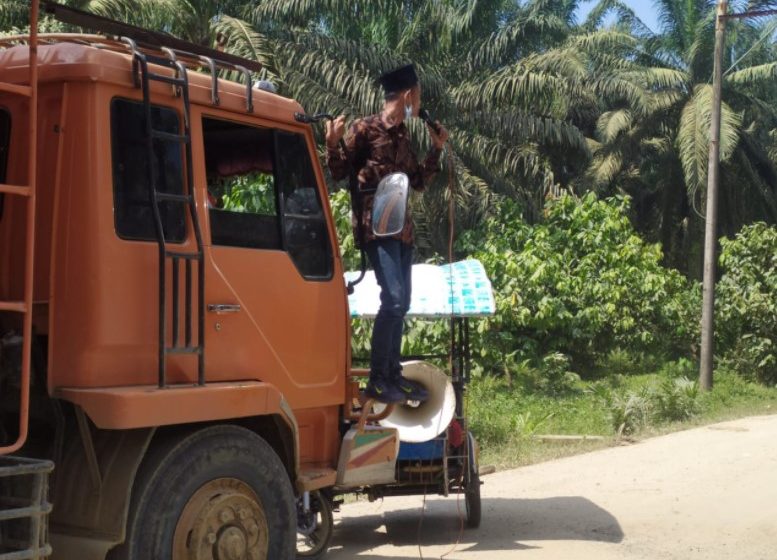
[296,490,333,558]
[109,425,295,560]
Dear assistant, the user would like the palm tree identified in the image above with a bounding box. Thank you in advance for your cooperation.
[12,0,559,256]
[581,0,777,275]
[244,0,603,256]
[8,0,613,259]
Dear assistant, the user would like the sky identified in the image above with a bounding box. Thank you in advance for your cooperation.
[577,0,661,32]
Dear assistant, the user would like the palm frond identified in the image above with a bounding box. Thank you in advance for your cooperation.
[586,147,624,187]
[582,0,653,36]
[456,110,589,154]
[281,69,362,117]
[84,0,177,31]
[213,16,276,79]
[0,0,28,29]
[569,29,637,53]
[597,109,633,143]
[454,126,549,180]
[725,61,777,86]
[452,66,568,114]
[252,0,375,22]
[466,11,569,69]
[677,84,742,198]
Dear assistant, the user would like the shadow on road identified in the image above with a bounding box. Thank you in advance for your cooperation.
[325,495,623,559]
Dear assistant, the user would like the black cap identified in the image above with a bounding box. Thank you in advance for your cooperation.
[379,64,419,95]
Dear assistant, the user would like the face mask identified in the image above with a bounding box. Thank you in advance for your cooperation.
[404,104,413,120]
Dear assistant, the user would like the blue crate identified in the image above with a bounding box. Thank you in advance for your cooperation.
[398,439,445,461]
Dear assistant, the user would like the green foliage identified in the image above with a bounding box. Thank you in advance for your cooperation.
[651,377,700,422]
[657,357,697,380]
[219,173,276,214]
[460,193,699,375]
[588,382,651,436]
[467,376,523,445]
[466,376,562,446]
[598,348,665,377]
[514,352,581,396]
[589,373,701,435]
[328,189,360,271]
[716,223,777,385]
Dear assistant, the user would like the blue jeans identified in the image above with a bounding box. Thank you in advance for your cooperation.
[365,239,413,379]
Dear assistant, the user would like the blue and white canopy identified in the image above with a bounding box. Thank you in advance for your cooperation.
[345,259,496,319]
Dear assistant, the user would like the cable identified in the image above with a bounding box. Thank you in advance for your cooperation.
[439,471,465,559]
[447,148,456,266]
[440,146,467,559]
[723,18,777,76]
[447,148,457,388]
[413,134,467,560]
[416,486,427,560]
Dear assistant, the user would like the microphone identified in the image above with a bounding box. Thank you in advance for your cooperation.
[419,108,442,135]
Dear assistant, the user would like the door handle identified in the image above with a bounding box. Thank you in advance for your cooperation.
[207,303,242,314]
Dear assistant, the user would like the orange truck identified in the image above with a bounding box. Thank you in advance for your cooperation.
[0,3,482,559]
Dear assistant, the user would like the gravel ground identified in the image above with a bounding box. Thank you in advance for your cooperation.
[325,415,777,560]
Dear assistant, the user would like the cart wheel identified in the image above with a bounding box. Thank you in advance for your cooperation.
[296,490,333,559]
[465,432,482,529]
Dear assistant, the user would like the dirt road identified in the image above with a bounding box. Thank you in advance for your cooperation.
[326,415,777,559]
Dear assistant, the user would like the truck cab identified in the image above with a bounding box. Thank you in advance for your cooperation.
[0,10,351,559]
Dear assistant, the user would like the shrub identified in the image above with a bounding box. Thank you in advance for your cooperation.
[657,358,697,379]
[466,376,519,445]
[458,193,699,375]
[652,377,700,422]
[716,223,777,385]
[589,383,651,437]
[515,352,581,396]
[329,189,360,271]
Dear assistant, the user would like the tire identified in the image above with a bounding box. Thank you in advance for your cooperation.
[464,431,482,529]
[296,490,333,559]
[108,424,296,560]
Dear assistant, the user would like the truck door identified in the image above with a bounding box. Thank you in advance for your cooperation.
[197,115,347,408]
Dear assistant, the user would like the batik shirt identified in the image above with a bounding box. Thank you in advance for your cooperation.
[326,114,442,246]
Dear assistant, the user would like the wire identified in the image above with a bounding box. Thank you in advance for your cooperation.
[447,148,456,267]
[440,145,468,560]
[414,135,467,560]
[416,486,427,560]
[723,18,777,76]
[447,148,457,386]
[439,471,465,559]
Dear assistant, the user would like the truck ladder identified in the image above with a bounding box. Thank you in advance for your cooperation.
[128,40,205,388]
[0,0,39,455]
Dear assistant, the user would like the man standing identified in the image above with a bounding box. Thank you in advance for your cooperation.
[326,64,448,404]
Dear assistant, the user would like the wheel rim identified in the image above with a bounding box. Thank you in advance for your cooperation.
[296,491,333,556]
[173,477,270,560]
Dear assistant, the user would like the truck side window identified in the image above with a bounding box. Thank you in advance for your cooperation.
[203,117,281,250]
[0,109,10,220]
[110,98,186,243]
[274,131,333,279]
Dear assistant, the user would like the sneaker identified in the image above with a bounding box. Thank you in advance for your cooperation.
[395,376,429,402]
[364,376,406,404]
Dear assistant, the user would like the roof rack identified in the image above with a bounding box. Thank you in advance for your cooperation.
[41,1,262,73]
[1,2,270,113]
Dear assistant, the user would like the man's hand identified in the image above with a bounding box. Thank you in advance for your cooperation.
[325,115,346,149]
[428,121,449,149]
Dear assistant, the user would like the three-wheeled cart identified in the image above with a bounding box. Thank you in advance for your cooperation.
[297,260,495,557]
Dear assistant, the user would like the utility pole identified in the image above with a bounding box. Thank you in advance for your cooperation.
[699,0,728,391]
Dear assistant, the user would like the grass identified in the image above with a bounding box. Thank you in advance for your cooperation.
[467,367,777,471]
